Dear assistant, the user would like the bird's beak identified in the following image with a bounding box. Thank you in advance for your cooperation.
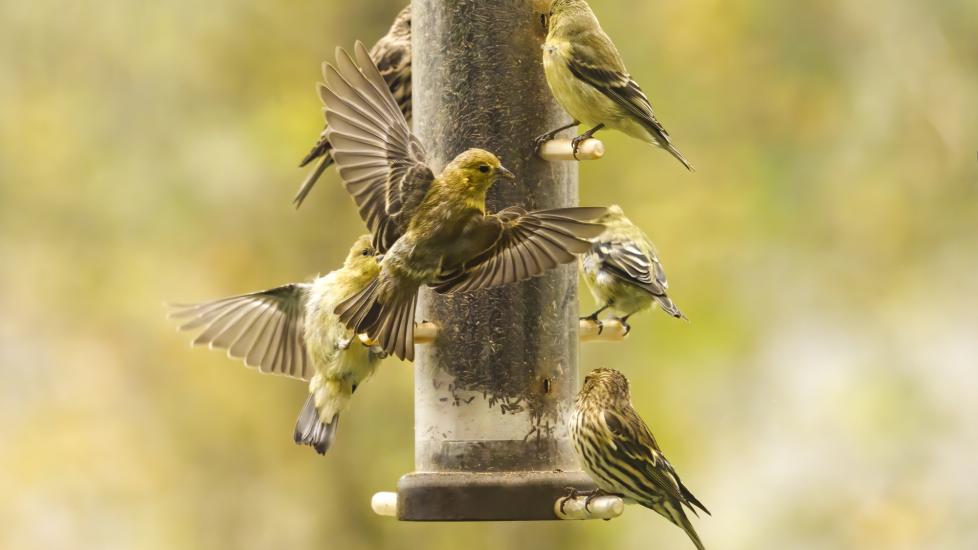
[497,166,516,180]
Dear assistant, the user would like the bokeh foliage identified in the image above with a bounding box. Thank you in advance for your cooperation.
[2,0,977,548]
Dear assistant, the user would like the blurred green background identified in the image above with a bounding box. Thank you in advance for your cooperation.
[2,0,977,548]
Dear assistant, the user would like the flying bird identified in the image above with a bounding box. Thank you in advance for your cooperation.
[539,0,692,169]
[573,368,710,549]
[320,42,607,361]
[170,235,385,455]
[294,5,412,208]
[581,205,684,333]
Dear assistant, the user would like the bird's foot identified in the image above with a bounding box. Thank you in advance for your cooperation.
[583,488,607,512]
[533,131,558,153]
[559,487,585,515]
[570,134,588,160]
[613,317,631,336]
[580,315,605,335]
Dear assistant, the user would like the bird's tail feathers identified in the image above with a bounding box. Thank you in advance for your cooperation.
[293,394,339,455]
[293,150,335,208]
[334,278,417,362]
[655,499,706,550]
[681,483,711,516]
[655,295,687,320]
[663,142,694,172]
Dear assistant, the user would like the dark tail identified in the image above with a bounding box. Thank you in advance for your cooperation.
[335,278,418,362]
[293,394,339,455]
[654,499,706,550]
[293,150,335,208]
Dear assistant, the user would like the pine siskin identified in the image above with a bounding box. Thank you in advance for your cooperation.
[319,42,607,361]
[170,235,384,455]
[538,0,692,169]
[573,368,709,549]
[294,5,412,208]
[581,205,684,333]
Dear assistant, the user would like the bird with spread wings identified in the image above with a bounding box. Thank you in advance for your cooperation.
[319,42,608,361]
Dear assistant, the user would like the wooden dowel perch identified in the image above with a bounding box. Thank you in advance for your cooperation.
[359,320,626,348]
[538,138,605,161]
[554,494,624,520]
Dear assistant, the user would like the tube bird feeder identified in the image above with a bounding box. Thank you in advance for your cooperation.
[372,0,616,522]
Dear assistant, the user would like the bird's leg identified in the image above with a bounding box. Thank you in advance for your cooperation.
[616,315,632,336]
[572,124,605,159]
[559,487,585,514]
[534,120,580,152]
[581,303,611,335]
[583,488,609,512]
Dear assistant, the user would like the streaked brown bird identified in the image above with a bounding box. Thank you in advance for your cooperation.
[294,5,412,208]
[573,368,709,549]
[320,42,607,361]
[169,235,385,455]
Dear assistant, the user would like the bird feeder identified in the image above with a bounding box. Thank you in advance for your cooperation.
[368,0,620,521]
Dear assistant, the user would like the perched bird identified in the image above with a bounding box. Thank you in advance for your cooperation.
[320,42,607,361]
[538,0,692,169]
[169,235,385,455]
[294,5,412,208]
[581,205,684,333]
[572,368,709,549]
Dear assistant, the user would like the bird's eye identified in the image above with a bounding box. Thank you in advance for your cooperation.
[478,164,490,173]
[361,249,371,256]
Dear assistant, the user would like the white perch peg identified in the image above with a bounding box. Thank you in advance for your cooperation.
[359,322,440,348]
[538,138,605,161]
[554,495,624,520]
[579,319,628,342]
[371,492,398,517]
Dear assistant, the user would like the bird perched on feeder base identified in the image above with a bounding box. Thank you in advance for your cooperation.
[572,368,710,549]
[169,235,386,455]
[538,0,692,169]
[318,42,608,361]
[581,205,684,335]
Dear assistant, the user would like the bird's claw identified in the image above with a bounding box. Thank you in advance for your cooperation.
[583,489,606,512]
[559,487,582,515]
[580,315,604,335]
[533,132,556,153]
[570,135,588,160]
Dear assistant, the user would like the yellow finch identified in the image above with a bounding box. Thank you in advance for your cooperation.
[581,205,684,333]
[294,5,412,208]
[573,368,709,549]
[539,0,692,169]
[319,42,607,361]
[170,235,384,455]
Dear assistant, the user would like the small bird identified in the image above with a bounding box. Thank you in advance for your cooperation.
[169,235,385,455]
[581,205,684,334]
[320,42,607,361]
[294,5,412,208]
[572,368,709,549]
[538,0,692,169]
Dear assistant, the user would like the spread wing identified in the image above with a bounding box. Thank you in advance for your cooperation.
[320,42,434,253]
[433,207,607,294]
[602,407,710,516]
[169,284,313,381]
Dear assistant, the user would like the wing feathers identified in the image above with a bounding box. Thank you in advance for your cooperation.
[169,284,312,380]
